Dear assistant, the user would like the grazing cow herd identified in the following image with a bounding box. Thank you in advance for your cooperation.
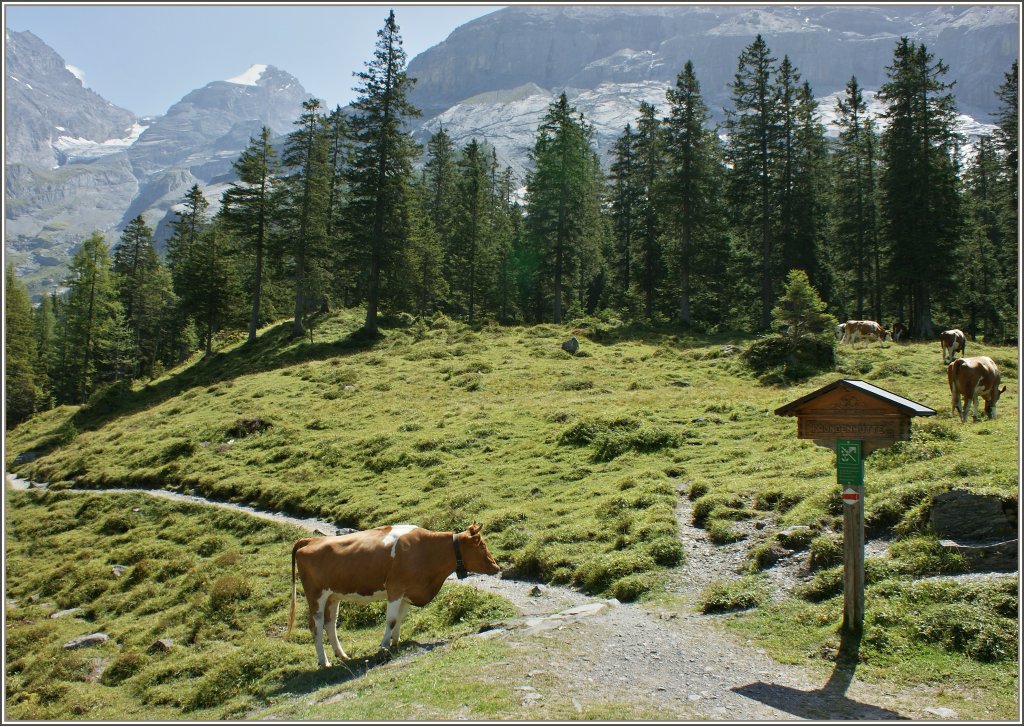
[834,320,1007,426]
[286,317,1011,668]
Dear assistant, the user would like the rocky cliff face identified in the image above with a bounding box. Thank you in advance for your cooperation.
[4,29,138,168]
[407,5,1019,122]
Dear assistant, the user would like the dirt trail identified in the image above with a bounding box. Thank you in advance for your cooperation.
[2,473,982,719]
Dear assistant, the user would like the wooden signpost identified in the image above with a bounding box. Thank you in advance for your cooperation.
[775,379,935,633]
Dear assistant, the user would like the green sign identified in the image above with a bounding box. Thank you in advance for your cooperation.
[836,439,864,487]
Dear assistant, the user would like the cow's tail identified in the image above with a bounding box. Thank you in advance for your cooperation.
[287,538,314,637]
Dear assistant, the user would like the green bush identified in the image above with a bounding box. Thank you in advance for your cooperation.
[611,573,658,602]
[808,534,842,569]
[707,519,743,544]
[915,602,1017,662]
[574,551,656,594]
[701,575,771,613]
[645,537,684,566]
[743,334,836,381]
[207,575,251,612]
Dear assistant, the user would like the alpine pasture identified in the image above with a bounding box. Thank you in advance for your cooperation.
[4,311,1019,719]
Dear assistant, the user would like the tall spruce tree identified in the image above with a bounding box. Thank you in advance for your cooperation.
[451,139,493,323]
[347,9,421,337]
[166,184,209,295]
[878,38,962,338]
[282,99,331,337]
[725,35,782,330]
[222,126,281,343]
[423,126,460,299]
[525,93,605,323]
[662,61,728,327]
[788,80,829,291]
[5,265,41,426]
[58,232,122,402]
[831,77,885,322]
[992,61,1018,334]
[608,123,639,310]
[112,215,175,377]
[632,101,664,320]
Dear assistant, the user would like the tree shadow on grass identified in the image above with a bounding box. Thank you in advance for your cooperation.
[71,318,382,433]
[269,640,445,699]
[730,628,907,720]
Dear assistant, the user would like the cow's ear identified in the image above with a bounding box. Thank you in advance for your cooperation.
[999,385,1007,393]
[468,523,481,537]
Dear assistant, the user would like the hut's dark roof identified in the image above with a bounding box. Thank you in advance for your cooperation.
[774,379,936,417]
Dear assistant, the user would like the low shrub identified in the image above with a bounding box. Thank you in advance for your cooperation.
[707,519,743,544]
[611,573,659,602]
[101,652,146,686]
[808,534,842,569]
[701,575,771,613]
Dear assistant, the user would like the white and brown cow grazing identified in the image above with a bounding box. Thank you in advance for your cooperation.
[840,320,890,347]
[940,329,966,364]
[947,356,1006,423]
[287,523,500,667]
[890,321,908,343]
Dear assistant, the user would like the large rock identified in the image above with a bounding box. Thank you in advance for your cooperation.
[63,633,110,650]
[930,490,1016,541]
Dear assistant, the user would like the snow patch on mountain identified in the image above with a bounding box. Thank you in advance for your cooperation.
[52,121,149,165]
[225,64,268,86]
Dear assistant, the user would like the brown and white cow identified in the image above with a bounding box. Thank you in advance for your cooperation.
[940,329,966,364]
[947,356,1006,423]
[287,523,500,667]
[890,321,908,343]
[840,320,891,347]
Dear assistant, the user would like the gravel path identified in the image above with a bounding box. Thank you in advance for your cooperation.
[4,472,998,719]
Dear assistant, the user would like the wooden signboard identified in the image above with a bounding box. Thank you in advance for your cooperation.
[775,379,935,633]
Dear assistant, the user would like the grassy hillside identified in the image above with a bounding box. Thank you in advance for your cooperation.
[5,309,1019,717]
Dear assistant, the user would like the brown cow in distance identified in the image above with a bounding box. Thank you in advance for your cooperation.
[947,356,1006,422]
[839,320,890,347]
[287,524,500,667]
[890,321,908,343]
[940,329,966,364]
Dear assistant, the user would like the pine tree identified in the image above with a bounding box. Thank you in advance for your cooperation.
[771,268,837,343]
[789,81,829,291]
[347,9,421,337]
[404,176,448,316]
[632,101,664,320]
[831,77,883,321]
[166,184,209,295]
[423,126,460,300]
[5,265,41,426]
[58,232,122,403]
[878,38,962,338]
[525,93,605,323]
[451,139,493,323]
[222,126,281,343]
[608,123,639,310]
[111,215,175,377]
[725,35,782,330]
[992,61,1018,336]
[33,290,57,407]
[281,99,331,337]
[662,61,729,327]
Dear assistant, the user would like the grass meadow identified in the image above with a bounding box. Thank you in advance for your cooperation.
[4,309,1020,718]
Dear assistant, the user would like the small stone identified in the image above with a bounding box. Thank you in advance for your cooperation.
[28,593,40,602]
[561,337,580,355]
[924,707,959,719]
[670,381,691,387]
[85,657,108,683]
[50,607,83,619]
[754,521,766,530]
[149,638,174,653]
[63,633,110,650]
[111,565,127,578]
[528,585,546,597]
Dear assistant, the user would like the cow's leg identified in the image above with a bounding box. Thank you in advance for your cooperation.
[324,597,349,661]
[311,591,331,667]
[390,599,412,647]
[380,598,403,650]
[969,389,981,422]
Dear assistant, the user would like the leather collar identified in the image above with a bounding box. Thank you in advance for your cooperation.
[452,533,468,580]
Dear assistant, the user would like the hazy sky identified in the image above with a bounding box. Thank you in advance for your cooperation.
[4,3,503,116]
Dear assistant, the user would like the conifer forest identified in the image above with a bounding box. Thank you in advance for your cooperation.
[5,11,1019,427]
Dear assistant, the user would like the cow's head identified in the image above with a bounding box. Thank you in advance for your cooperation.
[461,523,501,575]
[985,385,1008,419]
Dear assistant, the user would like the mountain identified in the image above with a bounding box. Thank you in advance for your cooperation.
[4,28,308,298]
[407,5,1016,178]
[4,6,1018,299]
[408,5,1018,121]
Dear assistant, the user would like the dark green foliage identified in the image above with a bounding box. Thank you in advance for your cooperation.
[5,265,41,426]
